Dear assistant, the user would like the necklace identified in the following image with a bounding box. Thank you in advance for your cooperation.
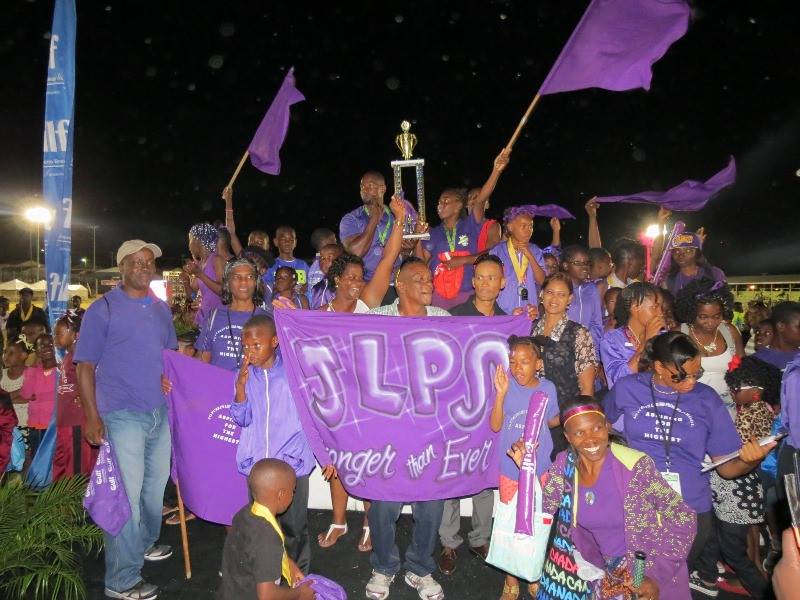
[690,325,718,353]
[625,326,642,348]
[444,225,457,252]
[20,304,33,322]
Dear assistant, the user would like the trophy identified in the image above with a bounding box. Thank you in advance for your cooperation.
[391,121,429,240]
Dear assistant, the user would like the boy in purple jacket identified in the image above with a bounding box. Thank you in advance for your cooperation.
[231,314,333,575]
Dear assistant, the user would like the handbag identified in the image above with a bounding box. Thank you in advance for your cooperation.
[84,439,132,536]
[432,250,470,299]
[486,478,553,582]
[295,574,347,600]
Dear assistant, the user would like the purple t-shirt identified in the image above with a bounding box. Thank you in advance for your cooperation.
[423,215,483,293]
[577,454,627,557]
[665,265,726,297]
[74,286,177,415]
[196,306,268,371]
[309,278,335,310]
[499,377,559,480]
[263,257,310,286]
[754,347,800,371]
[489,241,545,315]
[604,372,740,513]
[339,204,398,281]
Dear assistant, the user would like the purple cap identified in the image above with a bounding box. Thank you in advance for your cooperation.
[671,232,701,249]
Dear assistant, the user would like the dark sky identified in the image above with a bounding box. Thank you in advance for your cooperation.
[1,0,799,274]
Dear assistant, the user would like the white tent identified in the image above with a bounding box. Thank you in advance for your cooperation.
[0,279,33,292]
[68,284,89,300]
[30,280,47,292]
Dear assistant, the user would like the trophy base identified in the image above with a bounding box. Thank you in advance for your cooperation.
[402,233,430,240]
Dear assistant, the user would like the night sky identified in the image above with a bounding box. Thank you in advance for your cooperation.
[1,1,799,275]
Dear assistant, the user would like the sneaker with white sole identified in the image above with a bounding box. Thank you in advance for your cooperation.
[404,571,444,600]
[104,580,159,599]
[688,571,719,597]
[365,570,395,600]
[143,544,172,561]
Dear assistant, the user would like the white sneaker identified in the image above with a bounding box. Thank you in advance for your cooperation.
[404,571,444,600]
[365,570,395,600]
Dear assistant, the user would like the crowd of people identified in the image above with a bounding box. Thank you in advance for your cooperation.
[2,150,800,600]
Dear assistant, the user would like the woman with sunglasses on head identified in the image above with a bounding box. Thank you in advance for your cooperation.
[604,331,775,598]
[675,277,744,414]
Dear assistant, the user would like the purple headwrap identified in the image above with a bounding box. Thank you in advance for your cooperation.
[189,223,219,253]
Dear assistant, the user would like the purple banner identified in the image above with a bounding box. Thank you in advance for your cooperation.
[274,310,530,502]
[539,0,690,95]
[596,156,736,212]
[163,350,248,526]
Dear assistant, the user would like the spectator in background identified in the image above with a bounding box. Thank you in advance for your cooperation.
[307,228,338,290]
[607,238,645,290]
[754,301,800,370]
[71,295,86,318]
[6,288,48,340]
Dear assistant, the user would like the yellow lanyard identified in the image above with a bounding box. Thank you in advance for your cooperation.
[251,501,293,586]
[506,239,529,284]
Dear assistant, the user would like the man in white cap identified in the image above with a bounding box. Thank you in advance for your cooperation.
[75,240,177,600]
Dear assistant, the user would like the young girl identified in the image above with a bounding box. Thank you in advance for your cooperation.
[1,338,30,473]
[20,333,58,457]
[490,336,559,600]
[270,266,309,310]
[489,206,547,316]
[53,313,97,479]
[712,355,781,598]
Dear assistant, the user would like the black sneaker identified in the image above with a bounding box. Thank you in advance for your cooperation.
[104,580,159,599]
[688,571,719,598]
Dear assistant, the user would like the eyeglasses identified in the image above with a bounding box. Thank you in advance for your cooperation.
[668,367,705,383]
[129,259,156,270]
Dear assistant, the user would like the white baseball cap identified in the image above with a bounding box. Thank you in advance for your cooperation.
[116,239,163,265]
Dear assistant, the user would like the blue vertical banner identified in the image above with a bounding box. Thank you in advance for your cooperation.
[28,0,76,489]
[42,0,76,329]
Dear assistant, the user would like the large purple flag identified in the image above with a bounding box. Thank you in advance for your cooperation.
[248,67,305,175]
[163,351,248,526]
[595,156,736,212]
[274,310,530,502]
[539,0,690,96]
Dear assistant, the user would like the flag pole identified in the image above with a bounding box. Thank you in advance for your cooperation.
[175,480,192,579]
[226,150,250,189]
[506,93,541,150]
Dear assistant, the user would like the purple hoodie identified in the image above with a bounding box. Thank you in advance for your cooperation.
[230,353,326,477]
[781,354,800,450]
[567,281,604,356]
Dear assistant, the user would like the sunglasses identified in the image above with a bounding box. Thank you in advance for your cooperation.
[667,366,704,383]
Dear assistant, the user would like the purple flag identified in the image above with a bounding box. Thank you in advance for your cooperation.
[84,439,132,536]
[248,67,305,175]
[533,204,575,220]
[539,0,690,95]
[163,350,248,526]
[274,310,530,502]
[595,156,736,212]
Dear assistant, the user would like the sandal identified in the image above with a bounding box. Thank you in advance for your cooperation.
[166,511,195,526]
[317,523,347,548]
[358,526,372,552]
[499,583,519,600]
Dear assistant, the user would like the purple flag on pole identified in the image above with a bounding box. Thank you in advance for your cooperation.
[595,156,736,212]
[248,67,305,175]
[539,0,690,96]
[274,310,530,502]
[163,350,249,526]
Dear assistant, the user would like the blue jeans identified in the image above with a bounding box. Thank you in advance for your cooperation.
[102,406,171,592]
[368,499,444,577]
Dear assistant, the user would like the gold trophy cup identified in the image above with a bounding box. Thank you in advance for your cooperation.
[391,121,429,240]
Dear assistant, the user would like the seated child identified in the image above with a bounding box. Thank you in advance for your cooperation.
[219,458,316,600]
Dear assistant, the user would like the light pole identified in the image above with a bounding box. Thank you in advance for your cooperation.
[89,225,99,270]
[24,206,52,282]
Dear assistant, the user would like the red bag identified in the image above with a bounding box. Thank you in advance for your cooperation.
[433,250,470,299]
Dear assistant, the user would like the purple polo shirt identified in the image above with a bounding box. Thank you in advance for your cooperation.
[605,372,740,513]
[423,215,483,293]
[665,265,726,297]
[489,241,545,315]
[339,204,397,281]
[74,286,177,415]
[600,327,636,389]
